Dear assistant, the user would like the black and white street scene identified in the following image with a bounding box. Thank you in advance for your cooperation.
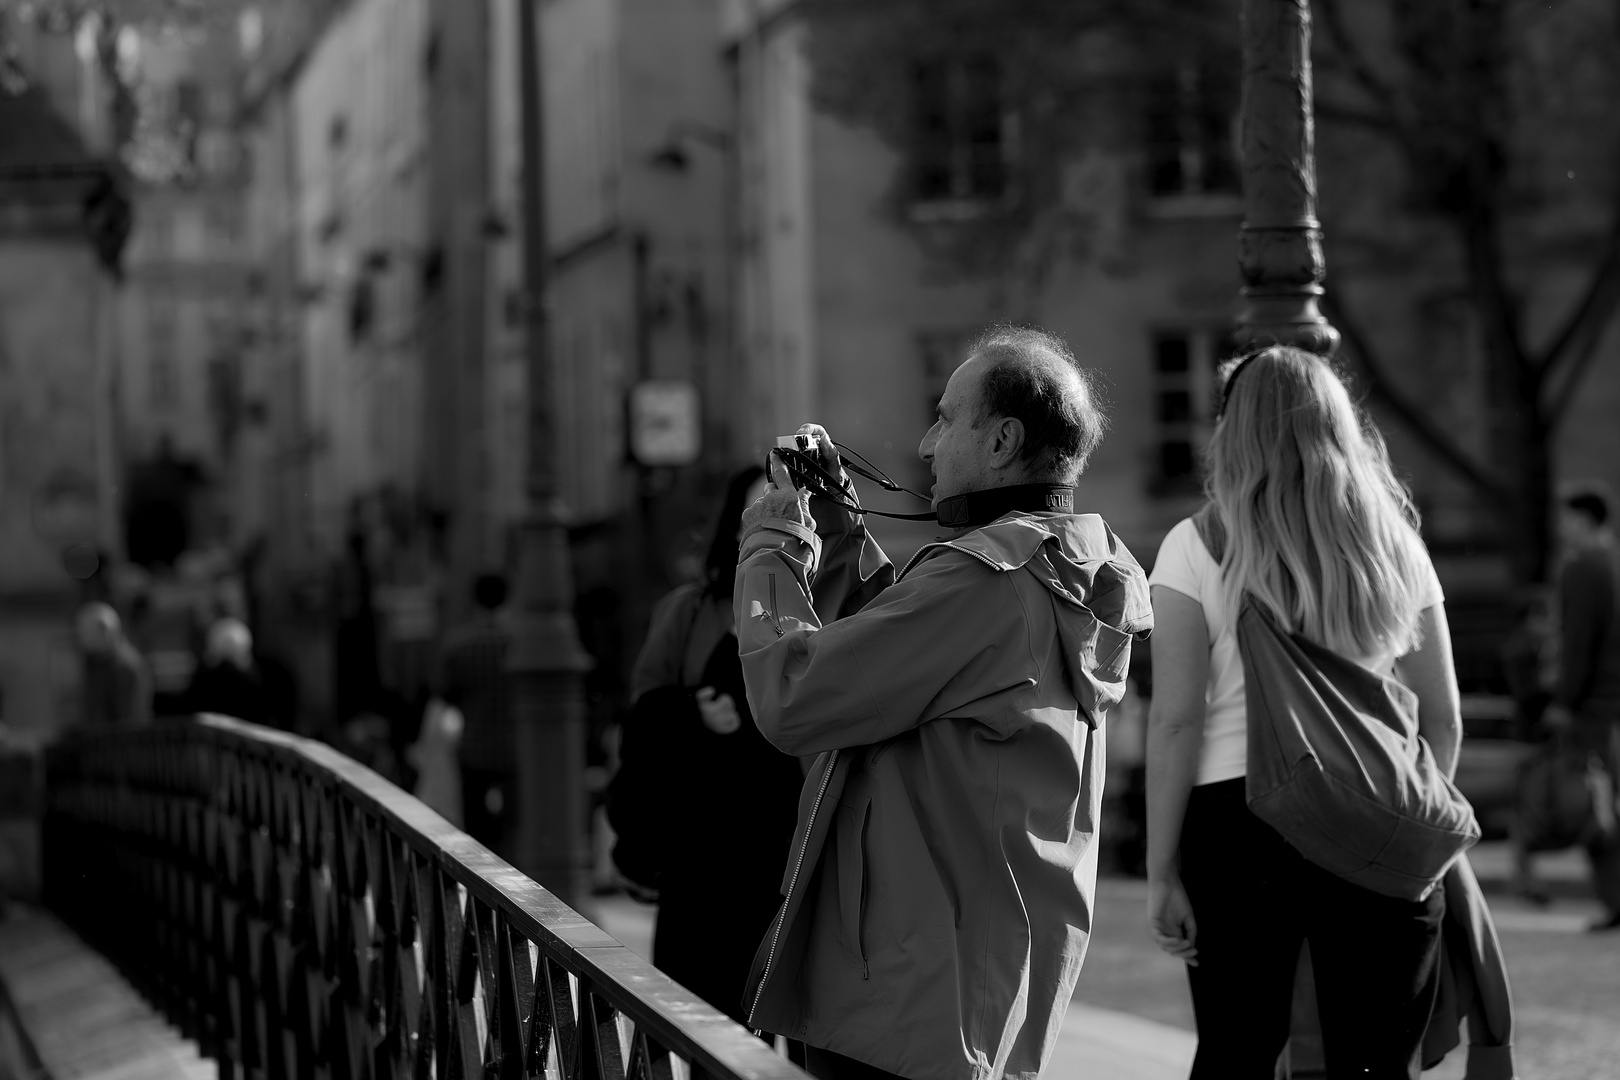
[2,1,1619,1078]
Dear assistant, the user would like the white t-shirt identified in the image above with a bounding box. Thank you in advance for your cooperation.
[1148,517,1445,786]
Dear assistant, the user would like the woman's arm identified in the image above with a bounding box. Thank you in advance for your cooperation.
[1145,585,1211,964]
[1394,602,1463,779]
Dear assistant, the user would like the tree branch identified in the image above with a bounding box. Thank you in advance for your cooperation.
[1321,290,1512,504]
[1548,311,1611,424]
[1534,174,1620,385]
[1315,0,1410,141]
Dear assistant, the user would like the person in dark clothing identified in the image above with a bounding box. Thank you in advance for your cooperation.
[609,465,803,1025]
[1500,592,1558,903]
[183,617,268,725]
[334,525,382,724]
[437,573,516,857]
[1544,486,1620,931]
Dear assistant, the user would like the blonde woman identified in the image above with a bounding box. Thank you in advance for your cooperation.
[1145,347,1463,1078]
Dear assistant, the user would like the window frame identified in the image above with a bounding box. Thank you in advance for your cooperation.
[906,53,1018,222]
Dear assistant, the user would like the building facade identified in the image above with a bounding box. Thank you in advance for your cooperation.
[0,13,128,733]
[722,0,1250,564]
[718,0,1620,692]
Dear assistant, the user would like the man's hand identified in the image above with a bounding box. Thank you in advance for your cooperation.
[794,423,852,492]
[741,452,815,536]
[1543,703,1575,733]
[695,686,742,734]
[1148,874,1199,967]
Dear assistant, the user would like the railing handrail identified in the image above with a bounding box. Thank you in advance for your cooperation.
[43,713,808,1080]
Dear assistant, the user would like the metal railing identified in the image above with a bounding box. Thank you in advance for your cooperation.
[42,714,807,1080]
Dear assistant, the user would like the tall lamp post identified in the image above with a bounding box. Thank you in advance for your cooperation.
[1235,0,1339,358]
[507,0,593,908]
[1237,0,1341,1075]
[1235,3,1336,1076]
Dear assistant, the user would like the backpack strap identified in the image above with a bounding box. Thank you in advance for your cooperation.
[1193,504,1227,563]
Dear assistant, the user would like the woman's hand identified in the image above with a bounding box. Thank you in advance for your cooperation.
[695,686,742,734]
[1148,873,1199,966]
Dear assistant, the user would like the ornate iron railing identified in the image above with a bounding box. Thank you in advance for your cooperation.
[42,715,806,1080]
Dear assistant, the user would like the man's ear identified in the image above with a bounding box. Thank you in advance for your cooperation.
[986,417,1025,471]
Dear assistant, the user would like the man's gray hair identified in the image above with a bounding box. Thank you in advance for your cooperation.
[970,326,1109,481]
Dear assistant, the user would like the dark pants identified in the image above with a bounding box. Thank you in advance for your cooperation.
[803,1046,907,1080]
[653,878,781,1024]
[1573,716,1620,913]
[1180,779,1445,1080]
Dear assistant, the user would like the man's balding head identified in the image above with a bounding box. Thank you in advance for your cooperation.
[968,327,1107,484]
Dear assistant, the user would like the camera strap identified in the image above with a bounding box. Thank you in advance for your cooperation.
[933,484,1074,529]
[773,442,1075,528]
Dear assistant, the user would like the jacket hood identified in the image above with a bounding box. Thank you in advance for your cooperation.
[925,511,1152,719]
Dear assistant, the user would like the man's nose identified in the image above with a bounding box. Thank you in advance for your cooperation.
[919,422,938,462]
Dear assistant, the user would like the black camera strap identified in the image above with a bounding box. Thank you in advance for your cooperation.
[771,443,1074,528]
[934,484,1075,529]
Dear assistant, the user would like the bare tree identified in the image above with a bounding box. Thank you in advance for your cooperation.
[1314,0,1620,583]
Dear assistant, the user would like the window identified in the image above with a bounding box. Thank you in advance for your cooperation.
[911,56,1008,208]
[1144,57,1239,199]
[1151,328,1235,493]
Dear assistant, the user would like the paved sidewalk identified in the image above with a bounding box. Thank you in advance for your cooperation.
[0,907,215,1080]
[592,893,1197,1079]
[1466,839,1588,897]
[1047,1004,1194,1079]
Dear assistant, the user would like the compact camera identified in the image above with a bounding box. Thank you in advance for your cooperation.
[762,434,939,522]
[771,433,832,493]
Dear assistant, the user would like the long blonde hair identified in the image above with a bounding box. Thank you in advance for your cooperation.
[1207,347,1429,656]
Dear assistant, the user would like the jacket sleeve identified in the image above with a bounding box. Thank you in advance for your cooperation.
[1556,551,1615,711]
[1420,857,1515,1078]
[803,491,895,621]
[734,533,1039,756]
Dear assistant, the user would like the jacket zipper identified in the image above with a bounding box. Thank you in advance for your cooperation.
[767,573,784,636]
[749,748,839,1028]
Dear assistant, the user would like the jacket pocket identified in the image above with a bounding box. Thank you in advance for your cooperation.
[1087,619,1133,685]
[835,795,871,977]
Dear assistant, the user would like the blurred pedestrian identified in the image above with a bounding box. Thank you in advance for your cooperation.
[183,617,268,725]
[407,697,464,826]
[1145,347,1463,1078]
[736,327,1150,1079]
[1542,485,1620,932]
[437,573,516,857]
[609,465,809,1025]
[333,518,382,724]
[1500,591,1557,903]
[76,602,152,727]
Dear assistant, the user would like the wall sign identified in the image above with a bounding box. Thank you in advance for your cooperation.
[628,379,701,466]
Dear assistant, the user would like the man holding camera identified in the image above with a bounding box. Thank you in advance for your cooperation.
[735,327,1152,1080]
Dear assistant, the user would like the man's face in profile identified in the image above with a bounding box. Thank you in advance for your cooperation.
[918,354,993,506]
